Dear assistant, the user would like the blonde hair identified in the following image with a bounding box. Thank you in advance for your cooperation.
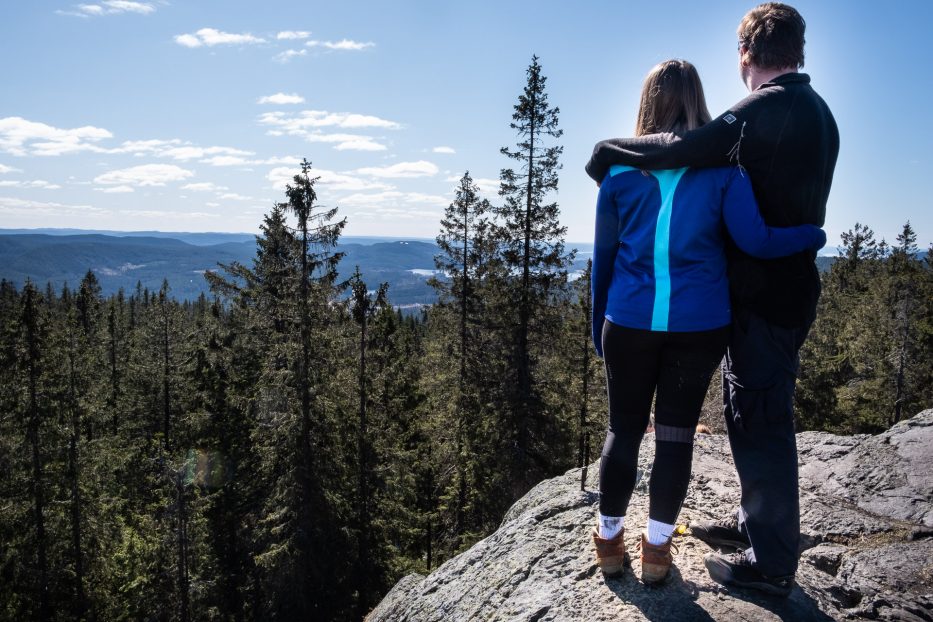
[635,60,712,137]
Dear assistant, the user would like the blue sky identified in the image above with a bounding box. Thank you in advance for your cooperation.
[1,0,930,248]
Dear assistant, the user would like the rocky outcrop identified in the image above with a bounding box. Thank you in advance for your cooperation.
[367,410,933,621]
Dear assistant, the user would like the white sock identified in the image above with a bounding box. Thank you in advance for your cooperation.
[647,518,675,546]
[598,512,624,539]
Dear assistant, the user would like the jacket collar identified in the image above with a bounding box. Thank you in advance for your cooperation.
[759,72,811,90]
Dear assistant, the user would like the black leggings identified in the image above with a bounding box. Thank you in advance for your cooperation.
[599,320,728,523]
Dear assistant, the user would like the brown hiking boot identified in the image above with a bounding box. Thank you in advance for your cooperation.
[592,527,630,577]
[640,533,677,584]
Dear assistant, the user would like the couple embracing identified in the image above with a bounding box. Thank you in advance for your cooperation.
[588,2,838,596]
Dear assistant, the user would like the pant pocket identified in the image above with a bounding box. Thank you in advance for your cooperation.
[729,381,794,431]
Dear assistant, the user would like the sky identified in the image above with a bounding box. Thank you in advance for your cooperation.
[1,0,931,249]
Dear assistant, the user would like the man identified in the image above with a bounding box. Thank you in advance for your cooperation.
[585,3,839,596]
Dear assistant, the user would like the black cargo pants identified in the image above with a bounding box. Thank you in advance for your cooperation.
[723,306,813,578]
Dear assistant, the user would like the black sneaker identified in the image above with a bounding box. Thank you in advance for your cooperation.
[690,514,750,550]
[704,550,795,597]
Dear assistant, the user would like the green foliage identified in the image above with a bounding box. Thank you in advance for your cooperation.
[797,222,933,433]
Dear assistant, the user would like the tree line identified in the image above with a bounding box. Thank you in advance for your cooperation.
[1,56,930,621]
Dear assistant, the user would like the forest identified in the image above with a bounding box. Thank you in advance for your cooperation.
[1,57,931,621]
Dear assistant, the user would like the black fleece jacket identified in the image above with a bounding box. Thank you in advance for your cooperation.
[585,72,839,328]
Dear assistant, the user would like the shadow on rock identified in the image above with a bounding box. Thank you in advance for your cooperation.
[604,565,716,622]
[708,581,835,622]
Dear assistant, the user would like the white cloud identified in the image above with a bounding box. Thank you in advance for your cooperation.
[0,197,107,217]
[306,39,374,51]
[0,179,61,189]
[94,163,194,187]
[60,1,155,17]
[338,191,448,208]
[198,154,300,167]
[181,182,228,192]
[0,164,21,174]
[174,34,202,48]
[274,49,307,63]
[95,185,135,193]
[259,110,398,150]
[267,166,392,192]
[433,146,456,154]
[175,28,265,48]
[199,156,251,167]
[475,178,501,194]
[102,1,154,13]
[277,31,310,40]
[298,132,387,151]
[161,145,253,161]
[0,116,112,157]
[109,140,256,163]
[356,161,438,179]
[219,192,256,201]
[258,92,305,105]
[112,138,182,155]
[259,110,400,131]
[333,139,386,151]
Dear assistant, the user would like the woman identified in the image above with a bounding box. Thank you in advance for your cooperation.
[589,59,825,584]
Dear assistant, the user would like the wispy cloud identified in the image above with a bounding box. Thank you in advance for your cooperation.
[58,1,155,17]
[162,146,253,161]
[110,140,259,164]
[218,192,256,201]
[259,110,398,151]
[259,110,400,130]
[175,28,265,48]
[0,164,21,174]
[94,163,194,187]
[306,39,375,51]
[0,197,107,217]
[95,185,135,193]
[274,49,307,63]
[0,179,62,189]
[0,116,113,157]
[357,161,438,178]
[338,191,448,210]
[199,155,299,167]
[181,182,228,192]
[277,31,310,40]
[432,146,456,154]
[300,132,387,151]
[267,166,392,192]
[258,93,305,105]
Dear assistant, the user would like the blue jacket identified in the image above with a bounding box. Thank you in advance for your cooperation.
[591,165,825,356]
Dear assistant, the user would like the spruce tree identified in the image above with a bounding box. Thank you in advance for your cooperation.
[493,55,574,498]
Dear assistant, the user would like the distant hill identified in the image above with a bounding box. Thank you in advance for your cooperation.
[0,229,715,304]
[0,232,449,305]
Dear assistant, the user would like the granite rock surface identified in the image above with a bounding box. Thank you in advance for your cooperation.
[367,410,933,621]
